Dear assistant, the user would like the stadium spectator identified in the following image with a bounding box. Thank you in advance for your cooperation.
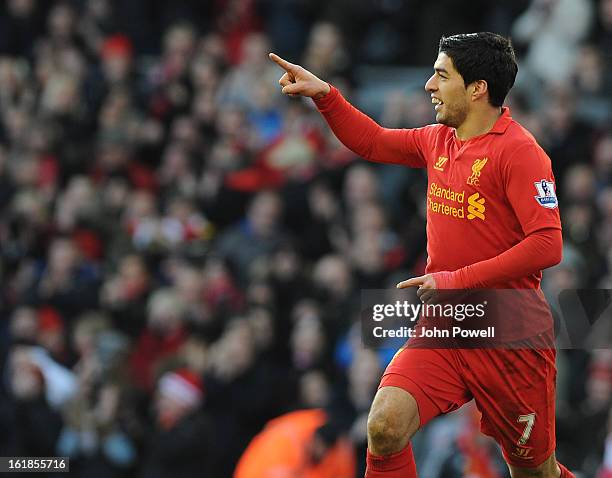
[139,367,214,478]
[234,408,356,478]
[512,0,594,86]
[1,345,63,457]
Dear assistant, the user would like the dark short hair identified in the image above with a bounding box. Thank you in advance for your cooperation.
[439,32,518,107]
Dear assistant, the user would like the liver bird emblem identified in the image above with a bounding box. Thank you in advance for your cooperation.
[467,158,488,186]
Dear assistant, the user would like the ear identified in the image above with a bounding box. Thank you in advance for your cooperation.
[469,80,489,102]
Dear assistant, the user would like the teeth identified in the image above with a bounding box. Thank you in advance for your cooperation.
[432,98,443,105]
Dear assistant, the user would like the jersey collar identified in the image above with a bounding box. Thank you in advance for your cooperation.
[452,107,513,148]
[489,107,512,134]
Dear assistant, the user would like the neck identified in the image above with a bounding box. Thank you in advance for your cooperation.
[455,106,503,141]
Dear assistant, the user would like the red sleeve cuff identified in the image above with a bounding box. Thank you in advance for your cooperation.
[312,84,339,110]
[431,271,458,290]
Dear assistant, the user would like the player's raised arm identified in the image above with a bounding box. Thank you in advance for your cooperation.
[269,53,427,168]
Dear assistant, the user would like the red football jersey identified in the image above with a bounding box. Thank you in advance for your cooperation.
[404,108,562,289]
[315,87,562,341]
[316,87,562,290]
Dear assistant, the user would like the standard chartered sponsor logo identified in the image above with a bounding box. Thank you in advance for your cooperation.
[467,192,485,220]
[427,183,486,221]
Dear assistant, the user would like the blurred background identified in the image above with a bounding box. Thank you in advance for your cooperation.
[0,0,610,477]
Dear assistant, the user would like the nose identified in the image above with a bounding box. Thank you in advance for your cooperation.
[425,74,436,93]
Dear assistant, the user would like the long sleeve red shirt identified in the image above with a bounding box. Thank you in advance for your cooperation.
[314,85,562,290]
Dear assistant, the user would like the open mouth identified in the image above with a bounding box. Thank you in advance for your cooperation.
[432,97,443,111]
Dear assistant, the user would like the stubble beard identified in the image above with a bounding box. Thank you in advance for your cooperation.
[437,102,468,130]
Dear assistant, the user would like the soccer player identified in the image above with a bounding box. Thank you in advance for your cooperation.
[270,32,571,478]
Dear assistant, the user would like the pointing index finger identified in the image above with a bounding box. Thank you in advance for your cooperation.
[396,276,426,289]
[269,53,297,73]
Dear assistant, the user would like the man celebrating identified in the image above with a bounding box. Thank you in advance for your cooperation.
[270,32,570,478]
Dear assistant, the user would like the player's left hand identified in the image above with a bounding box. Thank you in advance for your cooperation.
[396,274,438,304]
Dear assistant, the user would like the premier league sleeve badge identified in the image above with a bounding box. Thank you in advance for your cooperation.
[534,179,558,209]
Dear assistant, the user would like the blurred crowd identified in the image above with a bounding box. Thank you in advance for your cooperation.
[0,0,611,477]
